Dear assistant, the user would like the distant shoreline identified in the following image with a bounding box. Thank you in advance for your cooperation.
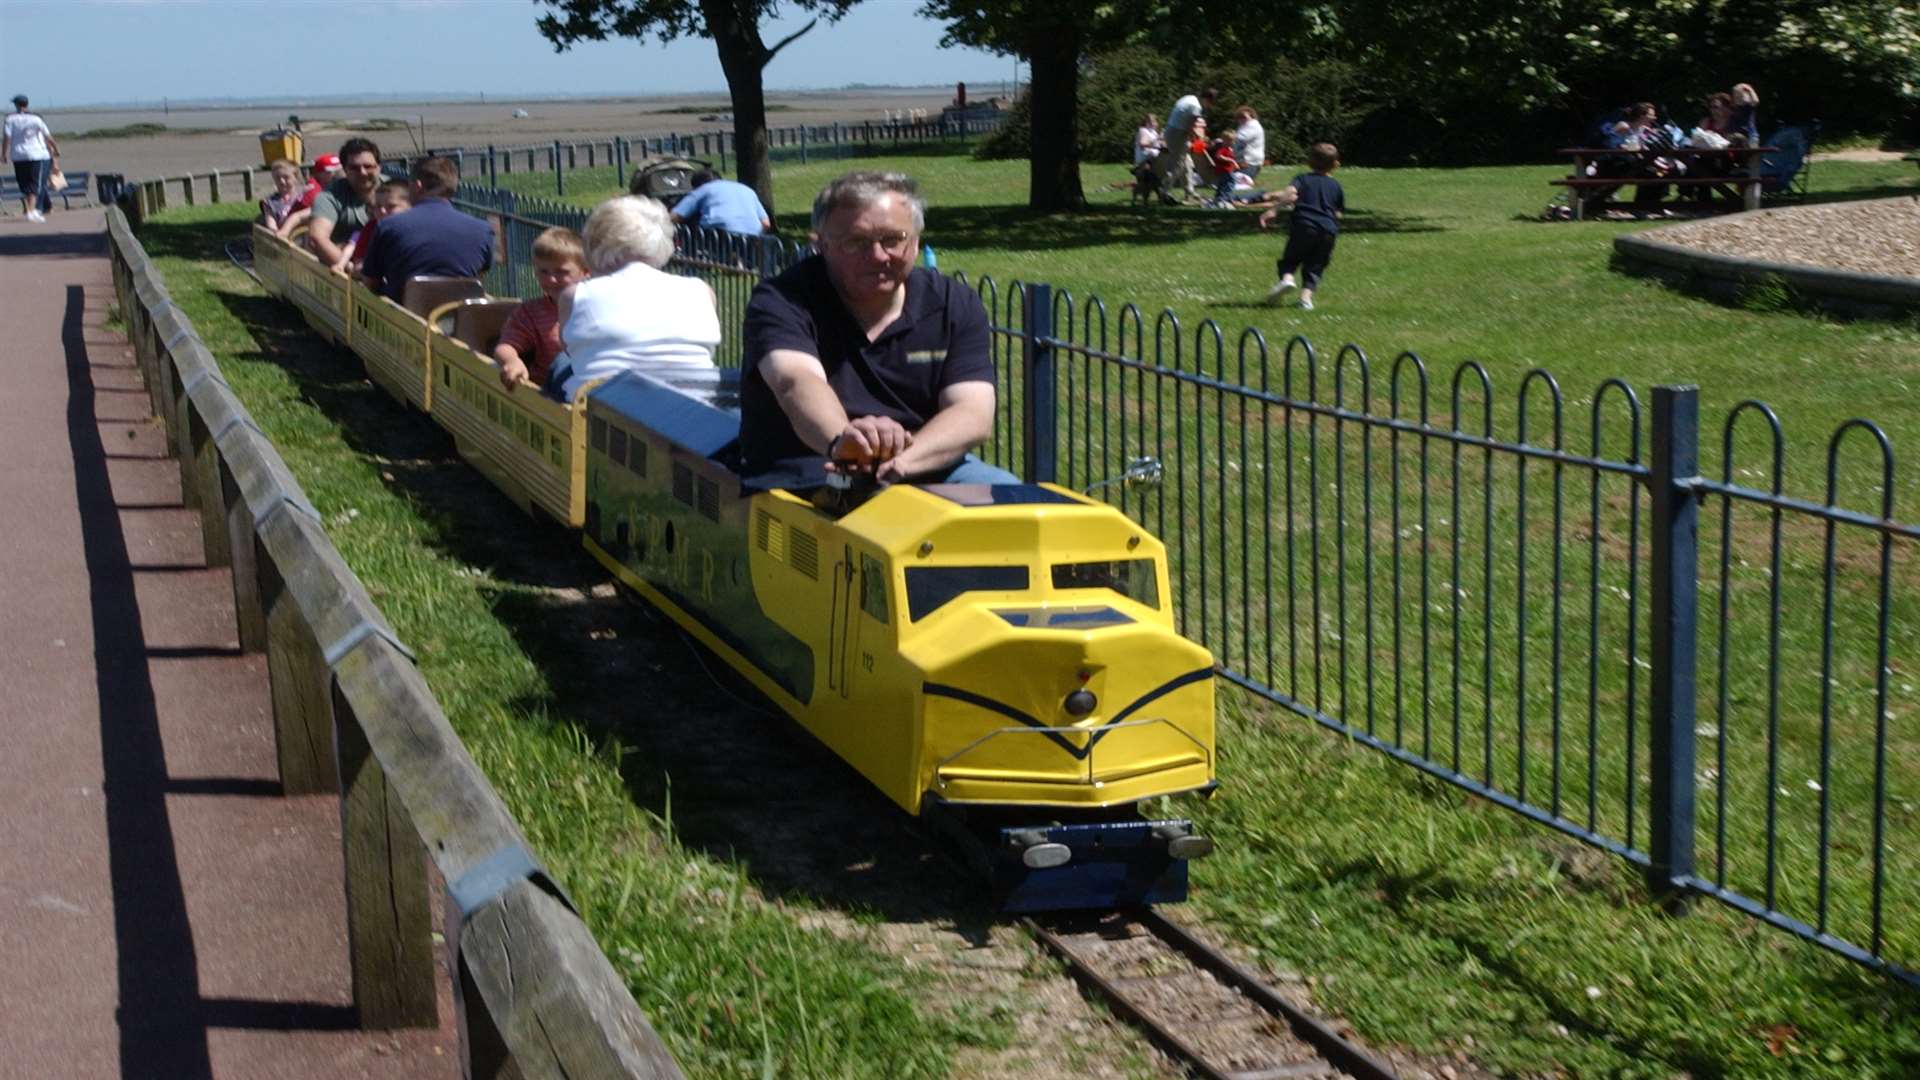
[52,85,988,117]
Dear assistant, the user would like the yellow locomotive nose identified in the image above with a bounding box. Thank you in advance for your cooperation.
[910,606,1215,808]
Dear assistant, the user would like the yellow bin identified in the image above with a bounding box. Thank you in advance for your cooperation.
[260,127,304,167]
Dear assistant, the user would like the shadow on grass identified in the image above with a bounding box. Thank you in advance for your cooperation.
[925,202,1442,254]
[1323,850,1920,1079]
[190,253,991,930]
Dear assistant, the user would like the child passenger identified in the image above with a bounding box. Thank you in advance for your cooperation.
[1257,142,1345,311]
[336,179,411,273]
[495,227,589,391]
[259,160,302,231]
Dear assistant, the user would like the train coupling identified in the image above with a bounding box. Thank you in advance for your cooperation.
[1152,822,1216,861]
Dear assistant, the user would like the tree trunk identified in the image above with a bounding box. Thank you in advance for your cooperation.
[701,0,777,214]
[1025,24,1085,212]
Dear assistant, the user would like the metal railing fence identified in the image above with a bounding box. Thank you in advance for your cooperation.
[964,278,1917,989]
[435,177,1917,989]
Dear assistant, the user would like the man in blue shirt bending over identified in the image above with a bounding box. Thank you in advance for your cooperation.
[670,168,774,237]
[361,155,493,304]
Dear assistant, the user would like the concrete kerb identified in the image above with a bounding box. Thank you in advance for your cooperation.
[1614,198,1920,316]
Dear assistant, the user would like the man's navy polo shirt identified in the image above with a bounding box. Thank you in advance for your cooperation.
[739,255,995,486]
[362,198,494,302]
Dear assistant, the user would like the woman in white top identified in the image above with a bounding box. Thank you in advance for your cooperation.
[557,195,721,401]
[3,94,59,222]
[1231,106,1266,182]
[1133,114,1162,167]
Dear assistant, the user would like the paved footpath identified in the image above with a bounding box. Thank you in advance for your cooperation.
[0,208,459,1078]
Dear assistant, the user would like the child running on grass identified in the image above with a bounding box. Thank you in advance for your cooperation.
[1258,142,1344,310]
[495,227,590,391]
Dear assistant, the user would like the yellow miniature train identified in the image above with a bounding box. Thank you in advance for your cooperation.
[251,225,1219,909]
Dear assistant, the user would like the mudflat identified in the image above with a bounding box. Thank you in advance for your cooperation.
[51,87,981,182]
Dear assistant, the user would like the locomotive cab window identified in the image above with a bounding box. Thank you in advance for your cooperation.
[1052,559,1160,610]
[905,565,1029,622]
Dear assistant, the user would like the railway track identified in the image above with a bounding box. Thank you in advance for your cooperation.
[1026,908,1399,1080]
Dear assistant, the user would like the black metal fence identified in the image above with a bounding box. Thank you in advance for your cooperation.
[430,116,1002,200]
[448,187,1914,989]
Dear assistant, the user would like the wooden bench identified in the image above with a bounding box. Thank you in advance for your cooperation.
[1552,147,1770,220]
[2,168,93,212]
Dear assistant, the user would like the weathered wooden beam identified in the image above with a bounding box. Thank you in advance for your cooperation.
[333,678,438,1029]
[460,880,687,1080]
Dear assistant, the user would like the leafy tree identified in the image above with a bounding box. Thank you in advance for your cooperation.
[921,0,1117,211]
[534,0,861,213]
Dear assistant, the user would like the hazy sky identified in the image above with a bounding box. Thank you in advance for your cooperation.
[0,0,1015,107]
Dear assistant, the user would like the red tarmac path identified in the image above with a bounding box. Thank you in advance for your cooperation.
[0,208,458,1078]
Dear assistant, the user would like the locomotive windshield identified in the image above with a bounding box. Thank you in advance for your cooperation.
[1051,559,1160,609]
[905,565,1030,621]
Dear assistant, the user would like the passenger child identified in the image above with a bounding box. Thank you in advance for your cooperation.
[333,179,411,273]
[495,226,589,391]
[1257,142,1345,311]
[258,159,302,231]
[1202,133,1240,208]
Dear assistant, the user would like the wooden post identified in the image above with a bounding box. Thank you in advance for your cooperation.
[209,171,222,203]
[242,168,255,201]
[187,405,230,568]
[334,679,438,1028]
[182,175,196,207]
[257,536,340,795]
[220,457,269,653]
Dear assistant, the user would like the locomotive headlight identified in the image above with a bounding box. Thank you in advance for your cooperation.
[1064,689,1097,717]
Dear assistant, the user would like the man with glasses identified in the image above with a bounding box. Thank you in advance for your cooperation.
[740,171,1018,489]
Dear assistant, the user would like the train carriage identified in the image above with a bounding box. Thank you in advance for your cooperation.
[429,304,594,525]
[251,224,290,296]
[348,280,436,412]
[277,233,352,343]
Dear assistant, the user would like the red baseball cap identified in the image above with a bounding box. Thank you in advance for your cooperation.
[313,153,341,170]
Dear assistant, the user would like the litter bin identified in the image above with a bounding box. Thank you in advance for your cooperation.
[259,126,304,166]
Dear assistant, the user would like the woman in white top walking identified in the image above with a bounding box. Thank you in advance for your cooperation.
[556,195,721,401]
[3,94,59,222]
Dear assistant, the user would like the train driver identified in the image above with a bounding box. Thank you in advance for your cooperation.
[739,170,1020,489]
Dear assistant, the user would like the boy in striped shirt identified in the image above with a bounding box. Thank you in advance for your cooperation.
[496,227,589,390]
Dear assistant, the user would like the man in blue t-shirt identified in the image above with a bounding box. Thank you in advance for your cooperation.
[739,170,1016,490]
[361,155,493,304]
[670,169,774,237]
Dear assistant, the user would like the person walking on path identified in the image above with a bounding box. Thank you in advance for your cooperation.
[4,94,59,223]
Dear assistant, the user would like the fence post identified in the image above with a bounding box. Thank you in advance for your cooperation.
[1648,384,1701,903]
[208,171,221,203]
[799,125,808,164]
[241,168,254,201]
[554,140,565,198]
[718,132,727,173]
[333,676,438,1028]
[486,144,497,187]
[615,137,627,188]
[1021,283,1057,484]
[182,175,196,207]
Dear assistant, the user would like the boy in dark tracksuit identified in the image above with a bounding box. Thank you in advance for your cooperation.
[1257,142,1344,310]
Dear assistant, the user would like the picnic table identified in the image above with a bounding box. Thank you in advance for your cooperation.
[1552,146,1773,220]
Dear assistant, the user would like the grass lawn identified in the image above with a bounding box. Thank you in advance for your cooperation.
[144,148,1920,1078]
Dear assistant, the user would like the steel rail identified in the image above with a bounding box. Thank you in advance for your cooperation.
[1025,909,1399,1080]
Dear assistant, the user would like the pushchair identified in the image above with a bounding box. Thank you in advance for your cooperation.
[629,156,708,210]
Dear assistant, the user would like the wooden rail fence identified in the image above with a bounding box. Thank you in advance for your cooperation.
[105,205,685,1080]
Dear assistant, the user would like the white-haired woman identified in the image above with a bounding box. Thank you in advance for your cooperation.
[556,195,721,401]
